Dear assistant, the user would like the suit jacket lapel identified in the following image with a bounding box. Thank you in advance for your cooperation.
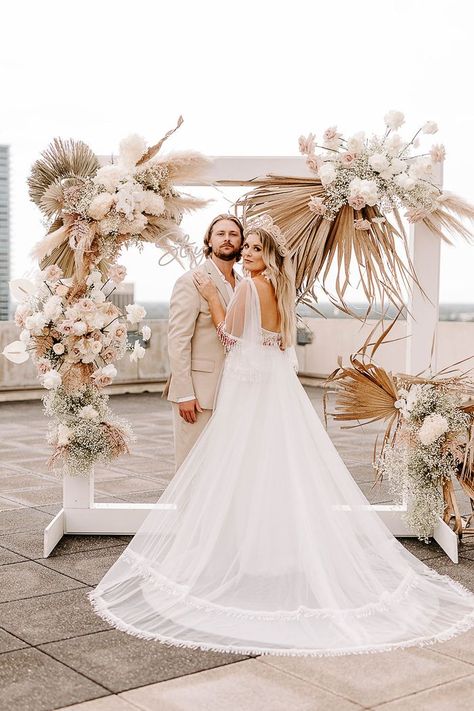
[204,259,231,306]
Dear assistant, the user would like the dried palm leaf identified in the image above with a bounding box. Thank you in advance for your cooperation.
[32,217,69,262]
[136,116,184,166]
[237,176,417,317]
[28,138,99,210]
[39,240,76,278]
[327,356,399,424]
[39,181,65,218]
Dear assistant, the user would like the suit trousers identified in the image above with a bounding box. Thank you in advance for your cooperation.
[171,403,213,470]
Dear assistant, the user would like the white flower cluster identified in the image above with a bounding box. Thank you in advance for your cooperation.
[299,111,445,225]
[4,263,150,389]
[381,380,470,539]
[44,384,134,477]
[61,134,167,242]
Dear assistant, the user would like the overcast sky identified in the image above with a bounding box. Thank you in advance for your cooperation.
[2,0,473,303]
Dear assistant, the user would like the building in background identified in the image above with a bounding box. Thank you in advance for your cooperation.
[109,282,134,313]
[0,145,10,320]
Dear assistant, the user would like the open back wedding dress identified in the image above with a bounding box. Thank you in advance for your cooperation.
[89,277,474,656]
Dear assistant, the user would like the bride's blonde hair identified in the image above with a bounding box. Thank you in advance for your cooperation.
[243,226,296,348]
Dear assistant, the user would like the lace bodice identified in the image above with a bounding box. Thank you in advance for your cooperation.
[261,327,283,348]
[217,322,282,354]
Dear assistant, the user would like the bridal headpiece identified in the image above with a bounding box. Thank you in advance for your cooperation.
[245,214,288,257]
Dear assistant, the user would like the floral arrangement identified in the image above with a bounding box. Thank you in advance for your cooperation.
[379,381,471,540]
[326,346,474,541]
[239,111,474,315]
[2,118,209,477]
[28,118,209,279]
[299,111,443,222]
[4,263,149,475]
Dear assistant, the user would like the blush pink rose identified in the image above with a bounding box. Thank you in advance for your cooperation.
[348,195,366,210]
[339,152,356,167]
[59,320,75,335]
[43,265,63,282]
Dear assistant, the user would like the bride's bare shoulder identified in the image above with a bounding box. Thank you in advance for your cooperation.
[251,276,277,310]
[252,275,274,298]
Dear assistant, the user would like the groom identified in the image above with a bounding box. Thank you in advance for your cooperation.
[165,214,244,469]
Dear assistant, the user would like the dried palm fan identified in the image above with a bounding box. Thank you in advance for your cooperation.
[29,139,100,276]
[28,138,100,208]
[236,176,418,317]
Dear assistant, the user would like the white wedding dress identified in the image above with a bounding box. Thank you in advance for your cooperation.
[89,277,474,656]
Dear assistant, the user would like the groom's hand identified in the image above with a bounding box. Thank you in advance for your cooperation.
[179,399,203,423]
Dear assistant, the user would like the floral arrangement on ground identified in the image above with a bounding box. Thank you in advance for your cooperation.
[325,338,474,540]
[2,118,210,477]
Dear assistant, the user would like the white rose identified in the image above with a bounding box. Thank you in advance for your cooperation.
[86,270,103,287]
[418,413,449,446]
[25,313,48,335]
[368,153,390,173]
[19,329,31,343]
[91,341,103,355]
[125,303,147,325]
[318,162,337,186]
[384,110,405,130]
[422,121,438,135]
[86,311,107,330]
[72,321,88,336]
[43,369,62,390]
[90,288,106,303]
[141,325,151,341]
[52,343,65,355]
[355,179,378,206]
[88,193,114,220]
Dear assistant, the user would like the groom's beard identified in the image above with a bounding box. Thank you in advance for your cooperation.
[213,247,241,261]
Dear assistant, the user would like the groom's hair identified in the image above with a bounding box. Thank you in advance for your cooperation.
[203,214,244,260]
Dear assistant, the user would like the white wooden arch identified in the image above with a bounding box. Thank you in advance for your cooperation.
[44,157,457,560]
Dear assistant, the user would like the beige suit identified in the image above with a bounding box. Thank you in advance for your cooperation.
[164,258,236,469]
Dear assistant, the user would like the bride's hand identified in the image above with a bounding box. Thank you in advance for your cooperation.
[193,273,218,302]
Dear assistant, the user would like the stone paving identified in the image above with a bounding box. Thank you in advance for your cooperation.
[0,388,473,711]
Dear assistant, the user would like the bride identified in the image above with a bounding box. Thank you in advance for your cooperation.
[89,215,474,657]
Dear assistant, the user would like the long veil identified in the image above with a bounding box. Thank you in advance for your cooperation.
[88,278,474,656]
